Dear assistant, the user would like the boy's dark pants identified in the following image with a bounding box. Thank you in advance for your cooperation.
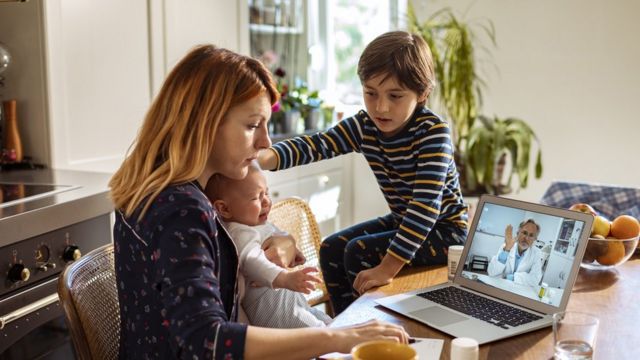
[319,213,466,314]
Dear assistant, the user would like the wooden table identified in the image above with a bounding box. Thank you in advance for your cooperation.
[330,255,640,359]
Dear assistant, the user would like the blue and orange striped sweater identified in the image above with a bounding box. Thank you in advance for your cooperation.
[271,107,468,262]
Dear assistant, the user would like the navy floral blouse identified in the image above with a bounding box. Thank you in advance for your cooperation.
[113,182,247,359]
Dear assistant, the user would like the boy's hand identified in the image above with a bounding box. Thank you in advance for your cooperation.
[272,267,321,294]
[352,266,393,295]
[353,254,404,294]
[258,148,278,171]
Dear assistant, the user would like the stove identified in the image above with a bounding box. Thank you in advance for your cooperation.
[0,183,78,209]
[0,169,113,358]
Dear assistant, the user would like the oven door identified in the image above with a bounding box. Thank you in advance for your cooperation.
[0,277,76,359]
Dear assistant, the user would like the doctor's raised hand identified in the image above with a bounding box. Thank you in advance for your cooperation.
[504,224,516,251]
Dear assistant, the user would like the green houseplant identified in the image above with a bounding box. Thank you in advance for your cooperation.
[465,115,542,194]
[407,4,542,195]
[272,68,324,133]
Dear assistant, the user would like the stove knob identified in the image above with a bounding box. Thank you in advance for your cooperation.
[63,245,82,262]
[8,263,31,282]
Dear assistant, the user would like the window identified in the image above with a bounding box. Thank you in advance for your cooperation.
[309,0,406,113]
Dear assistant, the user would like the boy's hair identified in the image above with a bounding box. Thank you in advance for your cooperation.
[357,31,435,106]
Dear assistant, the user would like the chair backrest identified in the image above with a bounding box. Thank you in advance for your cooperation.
[269,197,329,307]
[58,243,119,360]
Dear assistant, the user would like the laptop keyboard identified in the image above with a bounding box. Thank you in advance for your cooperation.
[417,286,543,329]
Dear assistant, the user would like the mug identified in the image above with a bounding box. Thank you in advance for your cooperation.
[351,340,417,360]
[448,245,464,280]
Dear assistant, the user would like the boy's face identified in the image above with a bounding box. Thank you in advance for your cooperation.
[362,73,427,137]
[221,169,272,226]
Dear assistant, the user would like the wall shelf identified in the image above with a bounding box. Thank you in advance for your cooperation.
[249,23,302,34]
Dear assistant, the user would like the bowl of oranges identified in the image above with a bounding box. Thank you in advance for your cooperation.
[570,204,640,270]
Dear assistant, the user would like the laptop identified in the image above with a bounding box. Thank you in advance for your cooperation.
[376,195,594,345]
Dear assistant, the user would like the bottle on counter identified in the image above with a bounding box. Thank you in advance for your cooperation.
[3,99,23,163]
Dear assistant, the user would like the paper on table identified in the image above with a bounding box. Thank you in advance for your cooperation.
[317,338,444,360]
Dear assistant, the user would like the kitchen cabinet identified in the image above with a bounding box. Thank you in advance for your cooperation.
[0,0,246,172]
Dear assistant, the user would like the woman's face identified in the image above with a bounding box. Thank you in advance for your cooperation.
[209,93,272,180]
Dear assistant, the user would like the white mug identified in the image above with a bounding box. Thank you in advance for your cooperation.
[451,337,479,360]
[448,245,464,280]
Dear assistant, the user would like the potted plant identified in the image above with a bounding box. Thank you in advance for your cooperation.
[407,4,543,195]
[272,67,302,134]
[464,115,542,194]
[296,86,323,131]
[272,68,325,134]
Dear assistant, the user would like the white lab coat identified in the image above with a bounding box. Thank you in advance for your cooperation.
[487,245,543,287]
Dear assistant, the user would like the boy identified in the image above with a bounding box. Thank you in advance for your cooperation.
[259,31,469,314]
[205,163,332,328]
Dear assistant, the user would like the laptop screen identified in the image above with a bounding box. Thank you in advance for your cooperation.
[459,202,587,308]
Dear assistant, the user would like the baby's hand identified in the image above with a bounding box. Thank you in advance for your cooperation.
[273,267,321,294]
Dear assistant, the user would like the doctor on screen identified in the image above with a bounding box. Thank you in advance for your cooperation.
[488,219,543,287]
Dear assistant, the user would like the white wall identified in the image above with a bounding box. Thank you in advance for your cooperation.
[413,0,640,202]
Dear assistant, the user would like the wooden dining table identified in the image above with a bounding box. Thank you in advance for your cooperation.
[330,254,640,359]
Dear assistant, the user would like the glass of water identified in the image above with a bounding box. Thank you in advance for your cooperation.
[553,311,599,360]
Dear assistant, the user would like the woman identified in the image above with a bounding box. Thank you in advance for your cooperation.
[109,45,408,359]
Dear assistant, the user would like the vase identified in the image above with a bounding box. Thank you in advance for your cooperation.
[282,109,301,134]
[3,99,23,163]
[304,108,321,131]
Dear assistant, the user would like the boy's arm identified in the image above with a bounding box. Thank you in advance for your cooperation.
[266,114,365,171]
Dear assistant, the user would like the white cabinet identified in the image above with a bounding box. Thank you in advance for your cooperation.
[0,0,246,172]
[43,0,150,172]
[265,154,353,239]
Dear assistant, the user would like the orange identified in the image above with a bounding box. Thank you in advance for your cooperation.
[597,240,626,265]
[610,215,640,240]
[583,236,608,263]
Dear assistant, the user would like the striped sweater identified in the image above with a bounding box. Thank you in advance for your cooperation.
[271,107,468,262]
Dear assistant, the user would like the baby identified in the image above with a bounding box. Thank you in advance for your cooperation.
[205,163,332,328]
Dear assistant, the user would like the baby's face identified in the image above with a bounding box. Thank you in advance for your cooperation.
[225,170,272,226]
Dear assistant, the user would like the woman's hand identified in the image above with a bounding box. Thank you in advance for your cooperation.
[352,254,404,294]
[292,247,306,267]
[263,234,297,268]
[332,319,409,353]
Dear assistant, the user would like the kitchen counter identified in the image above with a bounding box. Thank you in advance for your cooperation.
[0,169,114,247]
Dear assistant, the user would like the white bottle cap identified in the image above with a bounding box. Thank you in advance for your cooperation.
[451,337,479,360]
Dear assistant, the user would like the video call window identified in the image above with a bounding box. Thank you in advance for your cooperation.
[460,203,585,307]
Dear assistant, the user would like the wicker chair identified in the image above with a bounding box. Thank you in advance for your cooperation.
[58,244,119,360]
[269,197,331,314]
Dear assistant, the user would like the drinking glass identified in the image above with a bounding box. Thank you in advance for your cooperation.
[553,311,599,360]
